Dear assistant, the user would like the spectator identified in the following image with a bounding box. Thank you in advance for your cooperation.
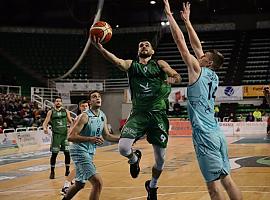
[214,106,220,118]
[228,112,237,122]
[172,102,181,116]
[253,108,262,121]
[246,112,255,122]
[237,114,245,122]
[263,85,270,105]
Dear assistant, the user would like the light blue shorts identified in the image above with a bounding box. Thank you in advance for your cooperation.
[192,128,230,182]
[70,149,96,183]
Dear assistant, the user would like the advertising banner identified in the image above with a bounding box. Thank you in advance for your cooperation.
[219,122,234,136]
[168,87,187,103]
[56,82,103,92]
[243,85,266,97]
[216,86,243,101]
[169,119,192,136]
[233,122,267,135]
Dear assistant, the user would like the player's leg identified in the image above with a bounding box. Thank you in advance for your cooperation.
[50,133,61,179]
[206,180,226,200]
[219,134,242,200]
[62,181,85,200]
[145,145,166,200]
[118,138,141,178]
[61,136,71,176]
[88,174,103,200]
[50,152,58,179]
[145,111,168,200]
[118,112,147,178]
[220,174,242,200]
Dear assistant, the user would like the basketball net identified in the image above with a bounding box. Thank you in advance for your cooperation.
[54,0,104,80]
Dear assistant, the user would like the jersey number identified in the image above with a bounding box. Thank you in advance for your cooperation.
[208,82,217,100]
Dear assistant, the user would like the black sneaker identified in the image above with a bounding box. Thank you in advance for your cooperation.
[145,180,158,200]
[60,186,69,195]
[129,150,142,178]
[49,171,55,179]
[65,170,70,176]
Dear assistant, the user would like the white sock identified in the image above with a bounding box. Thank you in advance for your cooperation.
[129,152,138,164]
[64,180,70,188]
[150,177,158,188]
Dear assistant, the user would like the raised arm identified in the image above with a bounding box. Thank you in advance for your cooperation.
[68,113,104,144]
[181,2,204,59]
[102,117,120,142]
[92,37,132,72]
[42,110,52,134]
[157,60,182,84]
[163,0,201,84]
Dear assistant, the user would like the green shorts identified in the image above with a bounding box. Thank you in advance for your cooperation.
[121,110,169,148]
[50,133,69,153]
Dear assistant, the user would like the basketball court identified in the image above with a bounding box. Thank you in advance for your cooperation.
[0,134,269,200]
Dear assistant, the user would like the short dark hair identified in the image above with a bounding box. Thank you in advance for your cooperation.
[54,96,62,102]
[88,90,101,100]
[209,49,224,69]
[79,100,88,106]
[138,39,154,49]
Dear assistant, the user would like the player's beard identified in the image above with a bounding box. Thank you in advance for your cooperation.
[138,52,151,59]
[55,104,61,109]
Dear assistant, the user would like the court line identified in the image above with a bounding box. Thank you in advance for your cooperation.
[126,190,270,200]
[1,185,270,194]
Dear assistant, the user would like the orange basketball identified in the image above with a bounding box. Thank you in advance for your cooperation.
[90,21,112,44]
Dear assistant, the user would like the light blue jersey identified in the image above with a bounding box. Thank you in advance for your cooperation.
[187,67,230,182]
[70,109,106,154]
[70,109,106,183]
[187,67,219,132]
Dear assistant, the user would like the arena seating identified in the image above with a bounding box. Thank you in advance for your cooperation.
[0,29,269,85]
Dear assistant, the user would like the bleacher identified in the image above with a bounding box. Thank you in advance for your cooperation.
[242,30,270,85]
[0,29,269,91]
[155,31,238,86]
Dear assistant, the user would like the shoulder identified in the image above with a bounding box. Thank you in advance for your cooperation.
[99,110,107,119]
[78,112,89,124]
[157,60,169,67]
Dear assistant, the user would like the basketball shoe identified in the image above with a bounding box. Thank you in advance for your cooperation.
[129,150,142,178]
[145,180,158,200]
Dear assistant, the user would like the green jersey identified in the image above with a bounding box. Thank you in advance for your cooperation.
[128,60,171,111]
[51,108,68,135]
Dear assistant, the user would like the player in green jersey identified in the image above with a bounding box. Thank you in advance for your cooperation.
[43,96,73,179]
[93,37,181,199]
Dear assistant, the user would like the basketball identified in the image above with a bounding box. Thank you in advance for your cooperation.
[90,21,112,44]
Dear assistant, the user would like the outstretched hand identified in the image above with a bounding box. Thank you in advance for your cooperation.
[181,2,191,23]
[91,35,103,50]
[163,0,173,16]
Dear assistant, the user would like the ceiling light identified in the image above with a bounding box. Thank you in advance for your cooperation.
[150,1,156,5]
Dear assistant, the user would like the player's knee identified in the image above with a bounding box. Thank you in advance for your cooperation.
[207,184,221,198]
[118,139,133,156]
[118,145,131,156]
[90,175,103,192]
[75,181,85,190]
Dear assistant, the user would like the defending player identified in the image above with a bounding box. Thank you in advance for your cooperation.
[163,1,242,199]
[62,90,119,200]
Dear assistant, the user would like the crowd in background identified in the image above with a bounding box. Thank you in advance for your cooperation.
[1,93,270,134]
[0,93,48,133]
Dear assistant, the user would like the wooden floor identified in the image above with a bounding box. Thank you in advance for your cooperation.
[0,135,270,200]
